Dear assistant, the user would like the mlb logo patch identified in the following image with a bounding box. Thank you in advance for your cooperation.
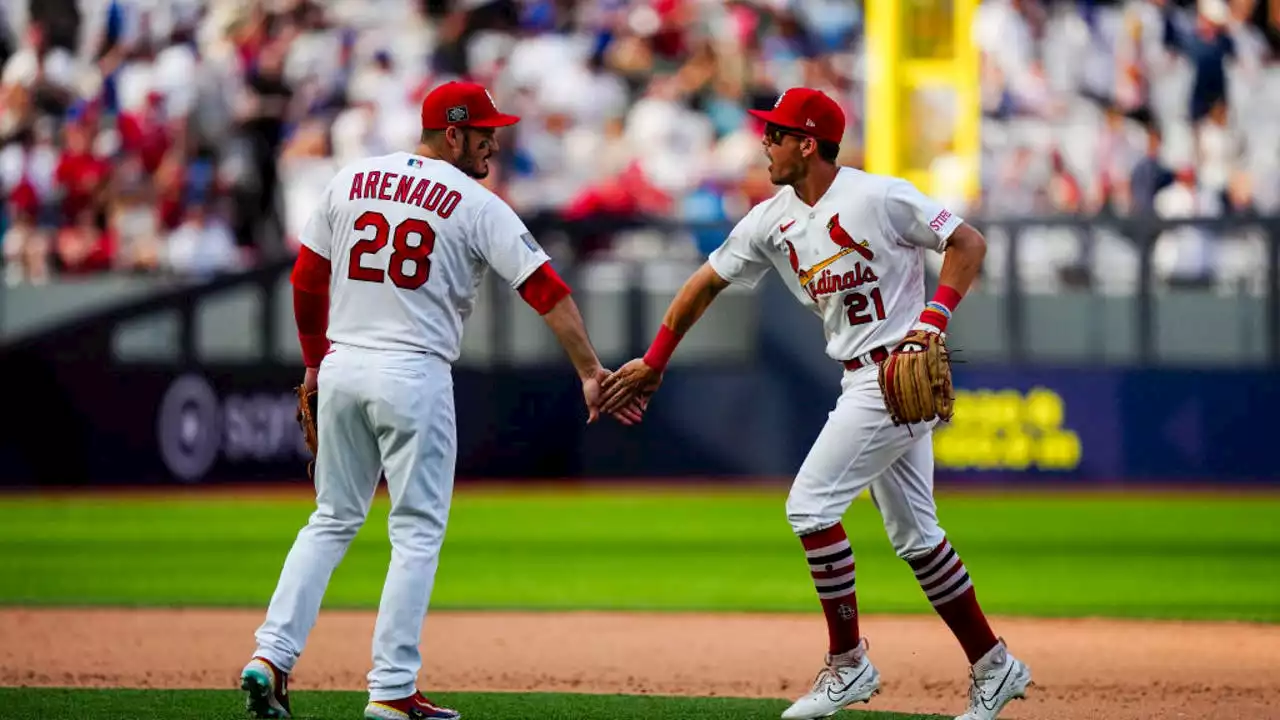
[446,105,469,123]
[521,232,542,253]
[407,158,423,168]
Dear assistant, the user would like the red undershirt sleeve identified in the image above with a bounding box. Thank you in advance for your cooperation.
[290,246,332,368]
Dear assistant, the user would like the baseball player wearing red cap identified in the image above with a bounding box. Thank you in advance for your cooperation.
[239,81,641,720]
[601,87,1032,720]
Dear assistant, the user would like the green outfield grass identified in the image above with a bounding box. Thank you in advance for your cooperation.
[1,487,1276,621]
[0,688,942,720]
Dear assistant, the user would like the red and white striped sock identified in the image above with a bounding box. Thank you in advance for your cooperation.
[909,538,999,665]
[800,524,860,655]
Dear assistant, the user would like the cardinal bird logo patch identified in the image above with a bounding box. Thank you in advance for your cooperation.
[827,214,874,261]
[784,214,878,302]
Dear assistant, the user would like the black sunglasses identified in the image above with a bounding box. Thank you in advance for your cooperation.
[764,123,811,146]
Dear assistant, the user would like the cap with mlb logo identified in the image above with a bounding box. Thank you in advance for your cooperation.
[747,87,845,145]
[420,81,521,131]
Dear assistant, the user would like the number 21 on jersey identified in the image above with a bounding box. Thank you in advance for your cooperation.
[844,288,886,326]
[348,211,436,290]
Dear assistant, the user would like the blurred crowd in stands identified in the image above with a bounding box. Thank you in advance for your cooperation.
[1,0,1278,288]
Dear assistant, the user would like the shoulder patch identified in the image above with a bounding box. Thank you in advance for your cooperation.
[521,232,542,253]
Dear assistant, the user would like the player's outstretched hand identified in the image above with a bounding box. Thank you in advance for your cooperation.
[586,368,649,426]
[583,367,608,424]
[600,358,662,415]
[608,394,648,426]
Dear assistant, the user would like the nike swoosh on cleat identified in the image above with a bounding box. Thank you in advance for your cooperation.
[824,665,872,703]
[979,664,1015,710]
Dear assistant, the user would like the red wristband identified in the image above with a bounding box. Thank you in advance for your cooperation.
[919,284,963,332]
[643,325,682,372]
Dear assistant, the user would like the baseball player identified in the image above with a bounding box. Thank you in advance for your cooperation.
[239,81,641,720]
[600,87,1032,720]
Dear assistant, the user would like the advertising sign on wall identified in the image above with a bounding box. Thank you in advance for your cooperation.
[0,355,1275,487]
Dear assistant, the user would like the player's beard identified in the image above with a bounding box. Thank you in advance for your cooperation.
[457,149,490,179]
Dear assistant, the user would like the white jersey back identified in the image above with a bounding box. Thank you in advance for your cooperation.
[299,152,550,362]
[708,167,963,362]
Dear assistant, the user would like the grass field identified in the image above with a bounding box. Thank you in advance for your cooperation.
[0,688,943,720]
[4,487,1278,720]
[2,487,1277,621]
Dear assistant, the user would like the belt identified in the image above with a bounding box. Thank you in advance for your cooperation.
[842,346,889,371]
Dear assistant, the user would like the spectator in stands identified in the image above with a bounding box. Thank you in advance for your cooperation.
[55,205,111,274]
[1,117,57,283]
[236,29,293,250]
[0,0,1276,289]
[2,22,77,121]
[1114,6,1155,129]
[1130,125,1175,217]
[109,149,162,273]
[1154,165,1219,286]
[165,192,241,279]
[53,107,109,221]
[117,90,174,175]
[1160,0,1236,127]
[1196,99,1246,208]
[3,180,48,285]
[1049,149,1084,215]
[1094,107,1140,206]
[1224,166,1258,216]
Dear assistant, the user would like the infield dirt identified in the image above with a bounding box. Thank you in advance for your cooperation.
[3,608,1277,720]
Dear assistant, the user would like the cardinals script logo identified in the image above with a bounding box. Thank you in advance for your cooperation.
[785,214,877,301]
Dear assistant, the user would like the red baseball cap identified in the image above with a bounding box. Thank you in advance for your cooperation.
[420,81,520,131]
[748,88,845,145]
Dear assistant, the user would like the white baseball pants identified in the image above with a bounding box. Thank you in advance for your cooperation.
[253,345,457,702]
[785,364,946,559]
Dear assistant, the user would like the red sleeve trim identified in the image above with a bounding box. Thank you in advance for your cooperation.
[517,262,571,315]
[290,245,331,294]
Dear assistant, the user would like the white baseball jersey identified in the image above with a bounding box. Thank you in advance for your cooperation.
[708,167,963,362]
[299,151,551,362]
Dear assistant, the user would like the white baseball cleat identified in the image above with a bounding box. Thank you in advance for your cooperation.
[781,638,881,719]
[955,638,1032,720]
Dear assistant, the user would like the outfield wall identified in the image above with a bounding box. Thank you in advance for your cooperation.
[0,356,1274,488]
[2,214,1276,489]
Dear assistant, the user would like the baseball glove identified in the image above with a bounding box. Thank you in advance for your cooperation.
[877,329,955,426]
[295,384,318,478]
